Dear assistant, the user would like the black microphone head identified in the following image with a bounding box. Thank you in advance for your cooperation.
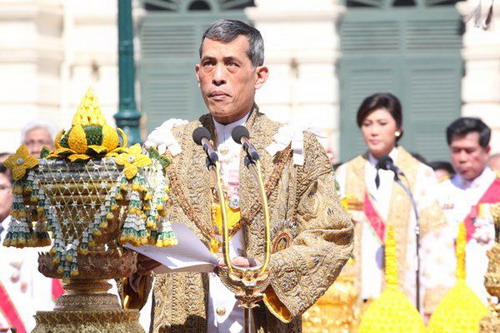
[231,125,250,144]
[192,127,212,145]
[376,155,393,170]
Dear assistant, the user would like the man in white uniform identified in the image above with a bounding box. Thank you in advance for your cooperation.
[437,117,498,304]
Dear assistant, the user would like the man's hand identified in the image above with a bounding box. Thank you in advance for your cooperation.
[217,255,261,268]
[136,253,161,275]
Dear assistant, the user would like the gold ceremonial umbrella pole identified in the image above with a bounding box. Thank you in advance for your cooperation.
[480,204,500,332]
[3,89,177,332]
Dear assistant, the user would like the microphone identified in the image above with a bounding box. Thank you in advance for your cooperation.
[193,127,219,165]
[376,156,404,177]
[231,126,260,161]
[374,155,405,188]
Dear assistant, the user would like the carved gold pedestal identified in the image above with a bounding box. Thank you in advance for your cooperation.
[31,250,145,333]
[32,278,144,333]
[302,272,359,333]
[480,243,500,332]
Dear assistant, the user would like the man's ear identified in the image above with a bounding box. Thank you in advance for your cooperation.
[254,66,269,90]
[195,64,201,88]
[485,144,491,155]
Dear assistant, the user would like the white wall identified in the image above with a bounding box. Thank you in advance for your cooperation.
[0,0,118,154]
[246,0,344,159]
[458,0,500,154]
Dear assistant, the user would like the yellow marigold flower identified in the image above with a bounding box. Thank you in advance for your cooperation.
[101,124,119,152]
[68,153,91,162]
[427,222,489,333]
[68,124,88,154]
[115,144,152,179]
[73,88,105,126]
[54,129,64,149]
[4,145,39,180]
[86,145,107,154]
[117,128,128,147]
[358,224,425,333]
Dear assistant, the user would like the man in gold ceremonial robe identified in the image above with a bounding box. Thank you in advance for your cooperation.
[123,19,354,332]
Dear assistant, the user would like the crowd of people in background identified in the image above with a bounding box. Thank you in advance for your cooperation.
[0,120,60,333]
[1,92,500,331]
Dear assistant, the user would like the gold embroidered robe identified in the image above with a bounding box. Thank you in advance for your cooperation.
[128,110,354,333]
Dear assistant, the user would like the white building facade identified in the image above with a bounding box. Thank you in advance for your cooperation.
[0,0,499,160]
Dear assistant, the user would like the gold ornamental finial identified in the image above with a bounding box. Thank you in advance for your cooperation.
[72,87,107,126]
[358,223,425,333]
[427,222,488,333]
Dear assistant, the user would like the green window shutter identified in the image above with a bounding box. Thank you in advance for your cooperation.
[138,1,253,133]
[402,61,462,161]
[339,60,400,161]
[339,6,463,163]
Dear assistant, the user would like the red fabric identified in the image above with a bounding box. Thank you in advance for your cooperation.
[51,279,64,301]
[363,192,385,243]
[0,282,26,333]
[464,177,500,242]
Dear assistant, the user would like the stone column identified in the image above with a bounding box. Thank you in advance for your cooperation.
[0,0,64,152]
[246,0,345,159]
[457,0,500,153]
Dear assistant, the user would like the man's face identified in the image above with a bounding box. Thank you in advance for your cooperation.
[24,127,54,157]
[195,36,268,124]
[0,173,12,222]
[449,132,490,181]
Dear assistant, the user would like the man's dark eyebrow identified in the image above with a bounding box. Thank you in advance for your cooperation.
[223,56,241,63]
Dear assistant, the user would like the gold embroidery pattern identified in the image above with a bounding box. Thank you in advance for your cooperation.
[344,147,417,299]
[146,113,353,332]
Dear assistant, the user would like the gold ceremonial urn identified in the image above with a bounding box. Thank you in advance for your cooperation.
[480,203,500,332]
[3,89,176,332]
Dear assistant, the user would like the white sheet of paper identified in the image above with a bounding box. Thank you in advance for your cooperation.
[125,223,218,273]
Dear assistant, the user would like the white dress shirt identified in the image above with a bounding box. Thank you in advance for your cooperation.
[437,167,497,304]
[207,115,250,333]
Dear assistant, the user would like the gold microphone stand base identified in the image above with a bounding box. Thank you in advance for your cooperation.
[31,279,145,333]
[480,243,500,333]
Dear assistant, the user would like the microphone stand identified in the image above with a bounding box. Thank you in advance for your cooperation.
[206,152,271,333]
[392,172,421,313]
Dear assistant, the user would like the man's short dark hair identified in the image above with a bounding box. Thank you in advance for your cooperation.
[199,19,264,67]
[428,160,455,176]
[0,163,13,184]
[446,117,491,148]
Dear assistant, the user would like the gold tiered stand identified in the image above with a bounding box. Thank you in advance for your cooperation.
[480,203,500,332]
[4,89,176,332]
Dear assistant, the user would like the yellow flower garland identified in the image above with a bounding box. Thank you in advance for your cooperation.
[114,144,152,179]
[359,223,426,333]
[47,88,128,161]
[427,222,489,333]
[4,145,39,180]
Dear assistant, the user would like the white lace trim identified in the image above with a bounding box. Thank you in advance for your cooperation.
[144,118,188,156]
[266,123,324,166]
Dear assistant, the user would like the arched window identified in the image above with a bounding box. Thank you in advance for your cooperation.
[189,0,211,10]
